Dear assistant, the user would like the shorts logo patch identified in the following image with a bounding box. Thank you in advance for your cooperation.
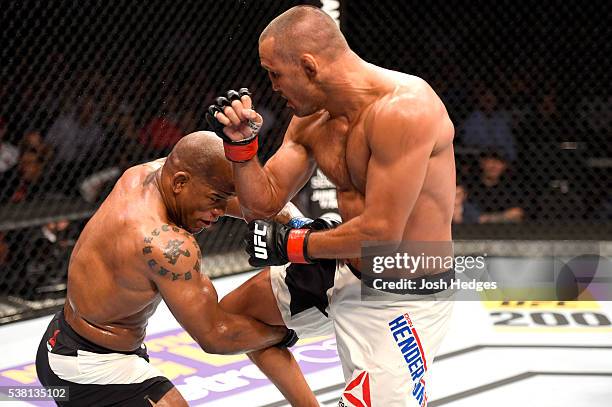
[340,370,371,407]
[389,313,428,407]
[47,329,60,351]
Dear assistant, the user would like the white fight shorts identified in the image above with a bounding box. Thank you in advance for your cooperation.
[270,261,454,407]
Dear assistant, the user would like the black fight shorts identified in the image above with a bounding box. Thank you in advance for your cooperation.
[35,310,174,406]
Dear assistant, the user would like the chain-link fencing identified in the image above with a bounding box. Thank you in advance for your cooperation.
[0,0,610,321]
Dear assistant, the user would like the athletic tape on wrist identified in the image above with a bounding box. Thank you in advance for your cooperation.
[247,119,262,134]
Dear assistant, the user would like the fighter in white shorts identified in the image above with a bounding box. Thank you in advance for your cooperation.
[271,238,454,407]
[214,6,457,406]
[221,214,454,407]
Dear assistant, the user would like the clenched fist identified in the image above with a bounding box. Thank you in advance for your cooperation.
[205,88,264,162]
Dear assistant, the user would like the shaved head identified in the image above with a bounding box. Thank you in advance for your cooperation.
[260,5,349,62]
[164,131,234,194]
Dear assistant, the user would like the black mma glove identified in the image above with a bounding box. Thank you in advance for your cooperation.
[245,216,341,267]
[205,88,260,163]
[276,328,299,348]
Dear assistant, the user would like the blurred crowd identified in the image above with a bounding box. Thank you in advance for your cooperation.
[0,65,611,301]
[0,65,284,300]
[449,80,611,225]
[0,69,210,299]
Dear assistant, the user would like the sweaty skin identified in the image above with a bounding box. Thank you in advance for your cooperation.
[64,154,286,354]
[216,12,455,407]
[65,159,179,351]
[289,71,454,260]
[224,66,455,272]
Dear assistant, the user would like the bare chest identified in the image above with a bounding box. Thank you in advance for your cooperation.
[308,119,370,194]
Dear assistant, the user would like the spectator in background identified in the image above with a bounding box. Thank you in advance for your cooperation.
[3,150,52,204]
[80,105,153,205]
[0,117,19,176]
[460,83,516,161]
[469,149,525,223]
[452,182,480,224]
[513,90,591,222]
[515,89,581,180]
[107,104,151,166]
[515,89,568,146]
[46,95,104,166]
[13,81,62,135]
[20,130,53,162]
[139,94,185,156]
[507,72,536,125]
[16,219,79,300]
[19,52,72,132]
[1,219,78,300]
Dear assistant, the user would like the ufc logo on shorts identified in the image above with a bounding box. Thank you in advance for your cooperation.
[253,223,268,259]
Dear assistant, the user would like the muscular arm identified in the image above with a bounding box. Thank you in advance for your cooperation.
[232,118,316,219]
[307,98,438,258]
[224,198,244,219]
[225,197,304,223]
[141,224,286,354]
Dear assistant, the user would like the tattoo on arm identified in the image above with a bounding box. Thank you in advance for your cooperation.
[141,224,200,282]
[163,239,191,264]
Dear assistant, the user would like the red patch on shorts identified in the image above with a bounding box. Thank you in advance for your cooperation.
[342,370,371,407]
[48,329,60,349]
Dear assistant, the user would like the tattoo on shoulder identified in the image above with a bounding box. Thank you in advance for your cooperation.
[163,239,191,265]
[141,224,201,282]
[142,170,157,187]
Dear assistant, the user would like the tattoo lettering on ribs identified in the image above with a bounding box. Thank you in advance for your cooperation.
[141,225,199,282]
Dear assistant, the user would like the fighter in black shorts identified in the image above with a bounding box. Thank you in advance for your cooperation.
[35,132,296,406]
